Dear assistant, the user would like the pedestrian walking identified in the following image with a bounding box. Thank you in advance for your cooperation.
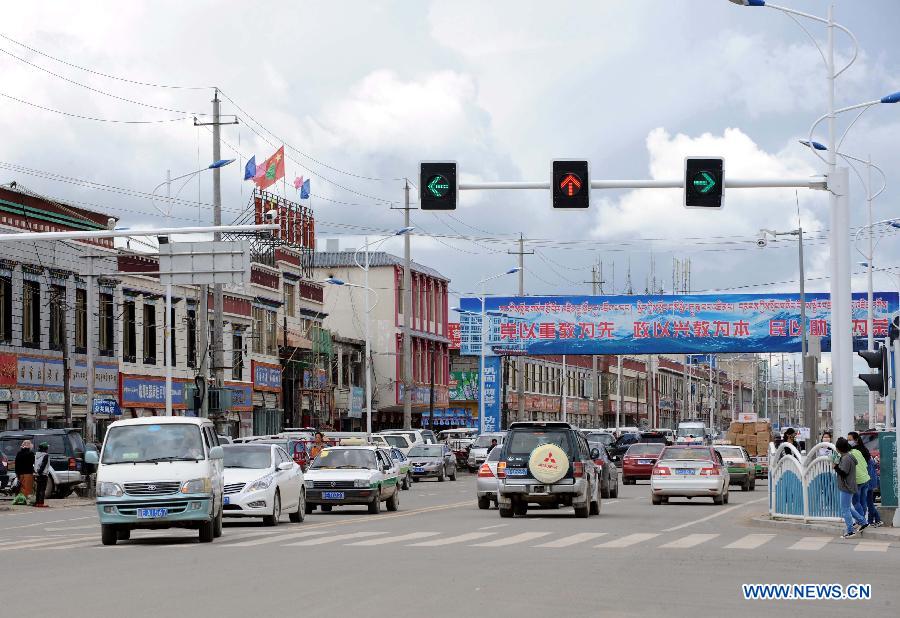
[33,442,51,508]
[847,431,880,527]
[309,432,326,461]
[817,431,833,458]
[833,437,867,539]
[779,428,801,460]
[13,440,35,505]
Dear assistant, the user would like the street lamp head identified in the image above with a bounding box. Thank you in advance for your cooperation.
[880,91,900,104]
[798,140,828,151]
[505,267,522,275]
[728,0,766,5]
[889,221,900,229]
[859,262,870,268]
[394,226,415,236]
[208,159,235,169]
[325,277,346,285]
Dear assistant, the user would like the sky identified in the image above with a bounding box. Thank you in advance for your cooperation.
[1,0,899,378]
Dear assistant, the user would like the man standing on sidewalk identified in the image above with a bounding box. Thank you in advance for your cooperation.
[34,442,51,508]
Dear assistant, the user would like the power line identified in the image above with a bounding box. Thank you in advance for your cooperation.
[0,90,189,123]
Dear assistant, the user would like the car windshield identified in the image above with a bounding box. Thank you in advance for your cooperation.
[0,438,28,459]
[661,447,712,461]
[677,427,705,438]
[408,445,443,458]
[487,446,502,461]
[472,435,502,448]
[639,434,667,443]
[309,448,377,470]
[381,435,408,448]
[223,446,272,469]
[625,443,665,456]
[507,430,572,456]
[587,433,614,446]
[717,447,744,459]
[101,424,204,464]
[384,432,417,443]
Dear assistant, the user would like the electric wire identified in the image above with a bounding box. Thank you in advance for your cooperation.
[0,90,190,123]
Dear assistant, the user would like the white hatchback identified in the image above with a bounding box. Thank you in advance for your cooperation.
[222,444,306,525]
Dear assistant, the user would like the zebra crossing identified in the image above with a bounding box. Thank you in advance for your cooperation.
[6,527,896,553]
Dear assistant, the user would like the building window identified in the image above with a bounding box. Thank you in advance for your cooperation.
[232,331,244,380]
[265,309,277,356]
[143,303,157,364]
[75,289,87,352]
[283,282,295,317]
[186,307,197,368]
[99,293,114,356]
[0,276,12,342]
[123,300,136,363]
[22,280,41,348]
[48,285,66,351]
[252,307,264,354]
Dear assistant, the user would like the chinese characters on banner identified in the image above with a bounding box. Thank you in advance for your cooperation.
[457,293,899,356]
[481,357,501,433]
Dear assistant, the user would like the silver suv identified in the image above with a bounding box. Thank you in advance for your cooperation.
[497,422,602,519]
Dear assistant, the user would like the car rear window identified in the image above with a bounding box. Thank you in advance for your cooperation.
[661,447,713,461]
[506,430,573,457]
[717,447,744,459]
[0,438,26,459]
[639,434,667,443]
[34,434,67,454]
[625,443,665,456]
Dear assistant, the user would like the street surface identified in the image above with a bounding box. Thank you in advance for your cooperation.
[2,475,897,617]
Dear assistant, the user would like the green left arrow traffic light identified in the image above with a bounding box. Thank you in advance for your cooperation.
[685,157,724,208]
[420,162,457,210]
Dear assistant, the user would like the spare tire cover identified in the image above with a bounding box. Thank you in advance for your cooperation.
[528,443,570,484]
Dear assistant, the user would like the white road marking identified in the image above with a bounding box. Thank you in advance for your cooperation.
[409,532,495,547]
[40,539,103,550]
[602,500,619,506]
[535,532,607,548]
[224,530,330,547]
[854,541,891,552]
[478,523,508,530]
[472,532,552,547]
[724,534,776,550]
[788,536,832,551]
[0,516,94,531]
[44,524,98,532]
[660,533,719,549]
[346,532,439,546]
[661,497,767,532]
[285,531,385,546]
[0,535,95,551]
[595,533,660,548]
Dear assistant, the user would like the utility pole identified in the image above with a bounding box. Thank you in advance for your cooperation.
[84,256,96,441]
[561,355,567,424]
[509,233,531,424]
[403,179,412,430]
[587,263,603,428]
[616,355,623,433]
[56,287,73,428]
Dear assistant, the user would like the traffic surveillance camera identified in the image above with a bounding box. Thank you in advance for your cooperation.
[264,209,278,222]
[756,237,768,248]
[107,217,116,230]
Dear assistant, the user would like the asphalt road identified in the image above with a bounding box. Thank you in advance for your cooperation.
[2,474,898,618]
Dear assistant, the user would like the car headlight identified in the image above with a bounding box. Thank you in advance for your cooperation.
[247,475,274,492]
[180,478,212,494]
[304,479,314,489]
[97,481,123,497]
[354,478,371,488]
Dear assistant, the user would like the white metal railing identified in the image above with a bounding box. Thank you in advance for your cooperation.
[769,441,842,522]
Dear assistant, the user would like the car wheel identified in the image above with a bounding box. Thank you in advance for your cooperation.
[101,525,118,546]
[304,502,315,514]
[437,469,446,482]
[402,473,411,490]
[513,500,528,517]
[213,505,223,538]
[263,492,281,526]
[290,489,306,523]
[478,495,491,510]
[499,505,514,518]
[612,479,619,498]
[743,477,751,491]
[117,527,131,541]
[449,466,457,481]
[412,476,420,483]
[749,479,756,491]
[46,477,56,499]
[368,491,382,514]
[651,494,662,505]
[387,486,400,512]
[724,488,729,504]
[589,495,600,516]
[199,517,215,543]
[320,504,332,512]
[573,501,589,518]
[713,493,724,505]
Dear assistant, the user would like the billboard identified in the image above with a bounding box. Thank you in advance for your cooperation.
[457,293,898,356]
[449,371,479,401]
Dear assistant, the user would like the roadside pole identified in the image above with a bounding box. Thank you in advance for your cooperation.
[403,179,412,430]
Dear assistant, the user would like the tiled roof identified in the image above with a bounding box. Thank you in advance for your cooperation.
[313,251,448,281]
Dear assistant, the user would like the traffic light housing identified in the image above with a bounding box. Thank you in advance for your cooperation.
[890,316,900,343]
[684,157,724,208]
[858,345,888,396]
[552,160,590,209]
[420,162,457,210]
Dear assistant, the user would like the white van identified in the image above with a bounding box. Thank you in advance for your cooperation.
[86,416,225,546]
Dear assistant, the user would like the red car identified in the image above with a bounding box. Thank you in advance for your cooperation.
[622,442,666,484]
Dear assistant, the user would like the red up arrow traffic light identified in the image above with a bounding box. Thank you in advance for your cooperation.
[553,160,590,209]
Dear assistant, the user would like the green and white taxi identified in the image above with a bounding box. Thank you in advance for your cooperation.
[303,445,401,514]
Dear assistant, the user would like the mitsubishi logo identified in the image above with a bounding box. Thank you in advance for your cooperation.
[543,452,557,465]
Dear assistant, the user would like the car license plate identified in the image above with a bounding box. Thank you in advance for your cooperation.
[322,491,344,500]
[223,496,230,505]
[413,467,425,473]
[676,468,694,475]
[506,468,528,476]
[638,459,651,465]
[137,508,168,519]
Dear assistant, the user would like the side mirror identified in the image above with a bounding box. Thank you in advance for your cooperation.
[208,446,224,460]
[84,450,99,465]
[590,448,600,460]
[277,462,293,471]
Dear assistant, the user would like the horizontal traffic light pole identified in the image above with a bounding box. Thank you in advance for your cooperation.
[458,177,828,190]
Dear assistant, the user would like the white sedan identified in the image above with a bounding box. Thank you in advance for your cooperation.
[222,444,306,526]
[373,433,413,454]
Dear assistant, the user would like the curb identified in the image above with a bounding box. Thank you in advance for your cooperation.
[748,514,900,541]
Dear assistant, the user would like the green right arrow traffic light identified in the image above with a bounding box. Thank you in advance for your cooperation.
[684,157,724,208]
[858,345,889,396]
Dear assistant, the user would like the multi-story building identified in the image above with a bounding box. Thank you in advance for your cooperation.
[314,250,450,430]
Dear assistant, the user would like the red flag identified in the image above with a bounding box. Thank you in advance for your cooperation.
[254,146,285,190]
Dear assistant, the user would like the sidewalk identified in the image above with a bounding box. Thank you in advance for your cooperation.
[748,513,900,542]
[0,496,94,513]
